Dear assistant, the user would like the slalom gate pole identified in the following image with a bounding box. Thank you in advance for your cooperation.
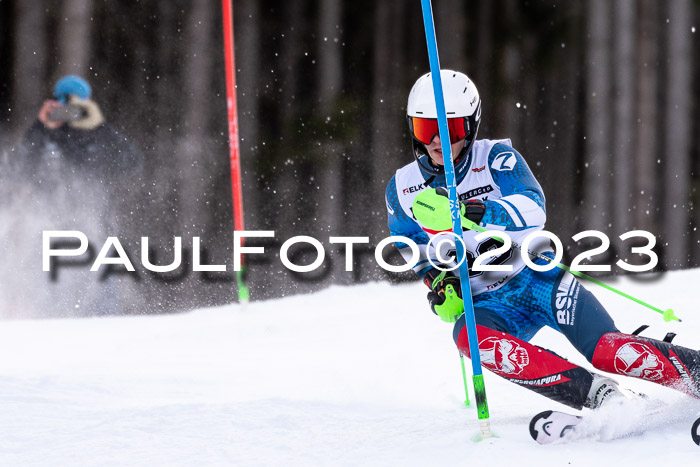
[420,0,491,439]
[461,218,680,323]
[459,353,471,406]
[222,0,249,303]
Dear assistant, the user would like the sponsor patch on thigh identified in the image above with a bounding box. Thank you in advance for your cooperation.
[553,273,580,326]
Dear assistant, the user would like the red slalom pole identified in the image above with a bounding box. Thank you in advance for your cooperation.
[222,0,249,302]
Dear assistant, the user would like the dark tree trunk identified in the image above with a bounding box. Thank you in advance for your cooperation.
[612,0,636,237]
[662,0,693,268]
[57,0,93,78]
[583,0,612,232]
[11,2,48,136]
[634,0,659,235]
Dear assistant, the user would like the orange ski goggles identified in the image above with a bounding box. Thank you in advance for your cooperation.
[409,116,469,145]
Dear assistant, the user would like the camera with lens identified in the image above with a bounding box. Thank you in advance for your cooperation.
[47,104,88,123]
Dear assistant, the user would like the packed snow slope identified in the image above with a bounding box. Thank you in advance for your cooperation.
[1,269,700,466]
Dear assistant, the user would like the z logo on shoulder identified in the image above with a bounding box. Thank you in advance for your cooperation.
[491,151,517,171]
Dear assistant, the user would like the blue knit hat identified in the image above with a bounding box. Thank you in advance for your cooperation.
[53,75,92,103]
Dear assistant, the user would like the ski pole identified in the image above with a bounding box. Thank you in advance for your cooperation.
[420,0,491,439]
[461,218,680,323]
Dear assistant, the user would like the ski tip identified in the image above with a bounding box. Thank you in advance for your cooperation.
[529,410,553,441]
[692,417,700,446]
[529,410,584,444]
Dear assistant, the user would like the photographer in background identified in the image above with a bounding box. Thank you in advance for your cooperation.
[18,75,143,185]
[2,75,146,317]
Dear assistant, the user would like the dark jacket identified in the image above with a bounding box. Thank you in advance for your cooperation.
[18,120,143,188]
[4,120,146,237]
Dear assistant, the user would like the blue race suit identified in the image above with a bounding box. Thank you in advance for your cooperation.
[385,139,617,361]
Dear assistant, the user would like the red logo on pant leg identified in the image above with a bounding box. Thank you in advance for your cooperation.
[479,336,530,375]
[614,342,664,381]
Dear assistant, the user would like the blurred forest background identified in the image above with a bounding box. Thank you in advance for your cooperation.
[0,0,699,317]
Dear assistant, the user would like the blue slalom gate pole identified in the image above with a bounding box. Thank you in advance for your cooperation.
[419,0,491,439]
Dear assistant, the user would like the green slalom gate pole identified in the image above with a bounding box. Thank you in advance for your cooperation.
[461,218,681,323]
[460,353,471,406]
[420,0,491,439]
[236,268,250,302]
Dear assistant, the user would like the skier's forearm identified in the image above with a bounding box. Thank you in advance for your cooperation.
[481,191,546,230]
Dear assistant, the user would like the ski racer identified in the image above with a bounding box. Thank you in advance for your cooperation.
[385,69,700,410]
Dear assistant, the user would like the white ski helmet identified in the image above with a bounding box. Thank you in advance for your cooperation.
[406,70,481,175]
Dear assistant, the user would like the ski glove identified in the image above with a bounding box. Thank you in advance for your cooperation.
[462,198,486,226]
[412,187,486,231]
[67,96,105,130]
[424,269,464,323]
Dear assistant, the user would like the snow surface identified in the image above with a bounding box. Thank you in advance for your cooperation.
[1,269,700,466]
